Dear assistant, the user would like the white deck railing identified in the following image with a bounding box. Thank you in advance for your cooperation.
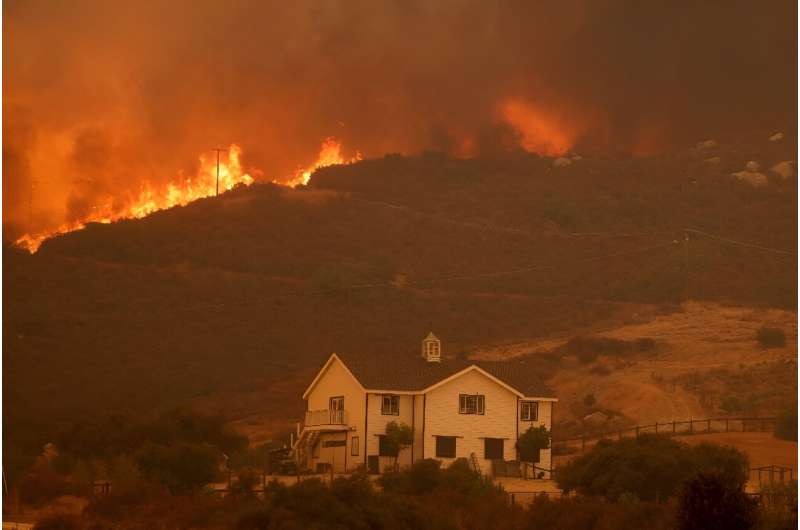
[305,409,347,427]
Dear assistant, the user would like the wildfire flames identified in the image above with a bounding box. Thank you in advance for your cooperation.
[286,137,362,187]
[15,139,359,253]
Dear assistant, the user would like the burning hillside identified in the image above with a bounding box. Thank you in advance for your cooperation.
[15,138,360,252]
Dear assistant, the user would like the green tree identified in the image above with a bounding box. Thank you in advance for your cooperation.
[677,471,757,530]
[384,421,414,470]
[516,425,551,478]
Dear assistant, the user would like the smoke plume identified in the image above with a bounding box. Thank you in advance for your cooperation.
[3,0,796,236]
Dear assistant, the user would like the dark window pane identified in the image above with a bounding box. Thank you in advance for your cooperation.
[378,435,397,457]
[435,436,456,458]
[484,438,504,459]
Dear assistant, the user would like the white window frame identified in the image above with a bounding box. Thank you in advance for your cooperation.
[520,401,538,421]
[381,394,400,415]
[459,394,485,415]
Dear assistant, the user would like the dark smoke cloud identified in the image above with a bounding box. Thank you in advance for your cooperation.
[3,0,796,235]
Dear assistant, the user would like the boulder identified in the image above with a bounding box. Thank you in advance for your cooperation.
[696,139,717,150]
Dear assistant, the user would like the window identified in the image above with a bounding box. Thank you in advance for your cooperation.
[435,436,456,458]
[520,401,538,421]
[378,435,398,457]
[484,438,504,460]
[329,396,345,424]
[381,395,400,415]
[459,394,485,414]
[351,436,359,456]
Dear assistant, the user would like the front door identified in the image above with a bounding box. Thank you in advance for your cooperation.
[329,396,344,424]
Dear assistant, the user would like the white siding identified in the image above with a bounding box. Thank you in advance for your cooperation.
[517,400,554,476]
[305,357,365,472]
[423,369,518,473]
[365,393,415,472]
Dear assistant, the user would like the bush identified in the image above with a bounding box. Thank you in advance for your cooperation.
[677,471,757,530]
[757,327,786,348]
[583,394,597,407]
[33,514,83,530]
[556,435,748,501]
[135,441,220,494]
[522,495,675,530]
[18,462,73,506]
[563,336,656,364]
[774,401,797,440]
[721,395,744,413]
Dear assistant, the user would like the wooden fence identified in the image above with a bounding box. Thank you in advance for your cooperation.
[552,416,778,454]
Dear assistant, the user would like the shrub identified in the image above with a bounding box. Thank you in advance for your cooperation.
[517,425,551,465]
[523,495,675,530]
[18,462,73,506]
[757,327,786,348]
[774,401,797,440]
[33,513,83,530]
[383,421,414,469]
[721,395,744,413]
[583,394,597,407]
[676,471,757,530]
[135,441,220,494]
[556,435,748,501]
[563,336,656,364]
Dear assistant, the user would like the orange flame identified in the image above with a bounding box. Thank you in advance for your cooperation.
[15,144,254,252]
[500,99,579,157]
[285,137,362,187]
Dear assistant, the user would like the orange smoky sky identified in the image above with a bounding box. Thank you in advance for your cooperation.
[3,0,796,237]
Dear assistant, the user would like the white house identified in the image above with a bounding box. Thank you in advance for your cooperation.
[293,333,557,477]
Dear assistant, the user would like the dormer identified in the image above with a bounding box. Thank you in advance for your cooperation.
[422,332,441,362]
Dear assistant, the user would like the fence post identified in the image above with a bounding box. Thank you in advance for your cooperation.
[689,420,693,434]
[635,426,640,439]
[511,493,515,506]
[655,422,659,434]
[707,419,711,432]
[672,421,676,434]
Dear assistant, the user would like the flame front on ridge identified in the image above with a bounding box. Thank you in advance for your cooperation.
[15,138,361,253]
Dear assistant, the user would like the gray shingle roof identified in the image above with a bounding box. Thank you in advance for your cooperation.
[335,351,555,398]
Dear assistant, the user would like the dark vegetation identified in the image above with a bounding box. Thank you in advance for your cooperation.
[774,401,798,441]
[677,471,759,530]
[557,434,749,501]
[757,326,787,348]
[5,145,797,499]
[676,360,797,416]
[557,335,657,364]
[28,453,796,530]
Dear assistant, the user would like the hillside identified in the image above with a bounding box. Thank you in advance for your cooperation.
[4,135,797,458]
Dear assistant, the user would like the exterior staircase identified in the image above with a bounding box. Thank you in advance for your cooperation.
[292,430,320,471]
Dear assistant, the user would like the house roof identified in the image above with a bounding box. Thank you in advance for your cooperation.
[334,351,556,399]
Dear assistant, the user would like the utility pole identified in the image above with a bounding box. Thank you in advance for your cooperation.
[684,228,690,302]
[213,148,225,196]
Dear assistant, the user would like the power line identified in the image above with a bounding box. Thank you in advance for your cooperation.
[685,228,796,256]
[181,238,681,310]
